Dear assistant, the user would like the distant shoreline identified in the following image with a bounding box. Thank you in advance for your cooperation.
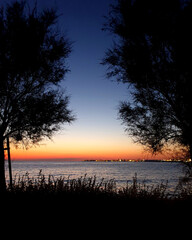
[84,159,186,163]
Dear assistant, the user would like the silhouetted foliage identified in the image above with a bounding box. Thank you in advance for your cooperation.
[0,1,75,190]
[103,0,192,158]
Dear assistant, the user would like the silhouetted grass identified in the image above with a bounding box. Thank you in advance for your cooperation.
[3,170,192,220]
[3,171,192,227]
[7,171,118,198]
[4,170,192,202]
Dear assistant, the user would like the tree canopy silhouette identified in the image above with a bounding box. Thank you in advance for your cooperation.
[0,1,75,190]
[103,0,192,159]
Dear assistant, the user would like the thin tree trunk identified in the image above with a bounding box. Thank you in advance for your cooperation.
[0,137,6,192]
[190,144,192,162]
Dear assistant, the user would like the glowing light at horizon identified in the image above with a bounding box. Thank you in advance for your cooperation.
[9,132,164,161]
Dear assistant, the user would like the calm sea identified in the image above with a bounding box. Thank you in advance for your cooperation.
[5,161,185,192]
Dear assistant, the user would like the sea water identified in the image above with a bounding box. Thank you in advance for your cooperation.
[5,161,185,192]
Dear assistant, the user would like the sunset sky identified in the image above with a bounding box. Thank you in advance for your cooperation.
[4,0,163,161]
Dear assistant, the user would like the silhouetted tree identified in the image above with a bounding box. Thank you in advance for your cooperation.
[103,0,192,160]
[0,1,75,190]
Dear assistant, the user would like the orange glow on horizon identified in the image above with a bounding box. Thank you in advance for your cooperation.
[6,131,168,161]
[10,147,144,160]
[9,138,165,161]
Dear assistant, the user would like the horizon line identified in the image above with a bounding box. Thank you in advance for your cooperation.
[6,157,175,162]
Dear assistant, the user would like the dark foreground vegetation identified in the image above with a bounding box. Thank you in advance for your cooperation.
[2,171,192,218]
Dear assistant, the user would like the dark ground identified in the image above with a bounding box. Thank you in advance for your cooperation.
[1,192,191,238]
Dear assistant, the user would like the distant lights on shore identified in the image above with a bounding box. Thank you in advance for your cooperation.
[84,158,192,162]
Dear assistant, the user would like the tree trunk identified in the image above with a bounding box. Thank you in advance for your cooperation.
[190,144,192,162]
[0,137,6,192]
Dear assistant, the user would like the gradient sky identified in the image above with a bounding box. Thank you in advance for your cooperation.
[3,0,163,161]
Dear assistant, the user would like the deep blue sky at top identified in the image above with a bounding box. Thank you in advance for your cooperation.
[33,0,129,137]
[46,0,129,122]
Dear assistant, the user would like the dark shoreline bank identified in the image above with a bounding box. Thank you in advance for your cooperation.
[3,190,192,220]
